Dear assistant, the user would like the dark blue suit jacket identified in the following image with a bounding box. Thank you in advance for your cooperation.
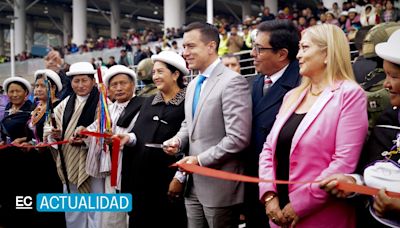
[248,60,300,175]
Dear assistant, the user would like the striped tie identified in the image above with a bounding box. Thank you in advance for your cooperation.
[263,76,272,96]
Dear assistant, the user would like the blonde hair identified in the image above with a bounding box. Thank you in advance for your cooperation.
[281,24,355,112]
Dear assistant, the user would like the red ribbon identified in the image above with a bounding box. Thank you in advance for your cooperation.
[173,163,400,199]
[0,144,9,150]
[80,131,120,187]
[0,140,70,150]
[337,181,400,198]
[0,131,120,188]
[110,137,120,187]
[12,140,70,148]
[80,131,112,138]
[96,65,103,83]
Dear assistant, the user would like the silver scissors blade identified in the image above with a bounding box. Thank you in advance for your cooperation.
[144,143,165,149]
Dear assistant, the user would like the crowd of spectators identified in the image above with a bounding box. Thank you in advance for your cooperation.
[1,0,399,66]
[214,0,400,57]
[0,26,179,64]
[0,51,31,64]
[62,27,166,55]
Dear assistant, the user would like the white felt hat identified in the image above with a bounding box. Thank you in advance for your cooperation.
[66,62,96,76]
[3,76,32,93]
[340,11,348,17]
[375,29,400,65]
[103,65,137,87]
[348,8,358,14]
[34,69,63,92]
[151,50,189,75]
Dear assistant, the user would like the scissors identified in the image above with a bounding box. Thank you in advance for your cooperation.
[144,143,166,149]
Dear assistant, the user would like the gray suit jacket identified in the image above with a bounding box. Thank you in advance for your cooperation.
[176,62,252,207]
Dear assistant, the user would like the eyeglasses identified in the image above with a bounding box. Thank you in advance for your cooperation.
[252,45,274,55]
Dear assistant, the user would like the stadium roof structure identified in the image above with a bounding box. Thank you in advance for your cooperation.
[0,0,263,37]
[0,0,317,37]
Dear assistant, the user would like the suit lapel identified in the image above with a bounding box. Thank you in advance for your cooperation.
[290,88,335,155]
[267,90,306,155]
[187,80,196,122]
[191,63,223,134]
[268,80,342,157]
[254,83,290,117]
[252,75,264,105]
[253,61,300,117]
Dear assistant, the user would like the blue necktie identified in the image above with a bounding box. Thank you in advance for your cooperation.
[192,75,207,118]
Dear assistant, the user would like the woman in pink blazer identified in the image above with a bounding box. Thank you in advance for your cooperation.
[259,24,368,228]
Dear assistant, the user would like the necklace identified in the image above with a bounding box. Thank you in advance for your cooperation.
[309,85,323,96]
[10,104,22,115]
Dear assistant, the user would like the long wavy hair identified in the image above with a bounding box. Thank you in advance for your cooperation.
[281,24,355,113]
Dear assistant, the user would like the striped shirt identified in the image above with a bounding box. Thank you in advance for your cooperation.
[46,95,92,193]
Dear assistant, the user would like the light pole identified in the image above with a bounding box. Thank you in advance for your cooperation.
[6,16,18,78]
[207,0,213,24]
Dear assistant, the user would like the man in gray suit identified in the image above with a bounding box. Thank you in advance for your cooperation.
[164,22,252,228]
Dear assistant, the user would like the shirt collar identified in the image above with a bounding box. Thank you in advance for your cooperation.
[199,58,221,78]
[265,64,289,84]
[152,88,186,106]
[76,94,89,103]
[115,94,136,107]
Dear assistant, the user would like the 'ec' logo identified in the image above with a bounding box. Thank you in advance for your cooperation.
[16,196,33,209]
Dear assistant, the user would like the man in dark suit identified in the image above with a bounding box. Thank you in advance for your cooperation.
[244,20,301,228]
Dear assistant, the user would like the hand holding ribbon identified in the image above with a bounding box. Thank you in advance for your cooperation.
[80,130,120,187]
[172,163,400,199]
[0,130,121,188]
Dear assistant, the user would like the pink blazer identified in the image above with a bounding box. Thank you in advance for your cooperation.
[259,80,368,228]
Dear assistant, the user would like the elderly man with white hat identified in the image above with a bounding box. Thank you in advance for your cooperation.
[75,64,144,228]
[45,61,100,228]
